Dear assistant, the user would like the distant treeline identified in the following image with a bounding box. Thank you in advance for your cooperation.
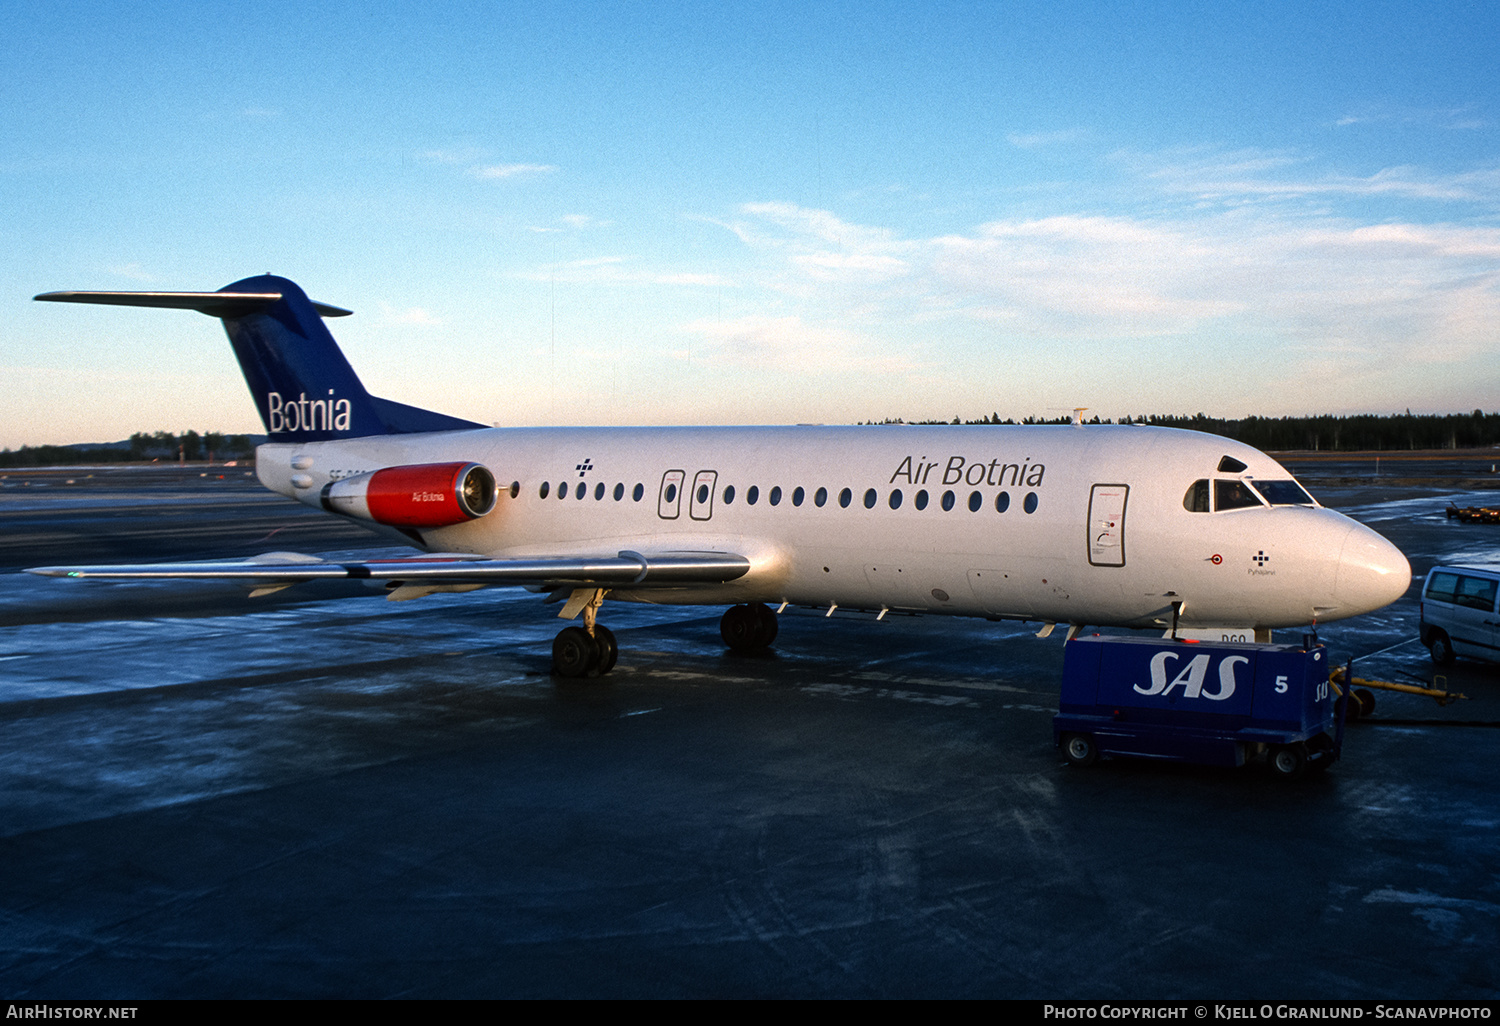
[0,431,259,468]
[865,410,1500,451]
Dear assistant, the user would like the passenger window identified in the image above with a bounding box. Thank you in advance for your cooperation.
[723,485,735,504]
[995,491,1010,513]
[968,491,982,512]
[914,489,929,510]
[838,488,852,508]
[1023,492,1038,514]
[613,483,624,501]
[747,486,759,505]
[632,483,644,501]
[792,487,804,507]
[770,486,782,506]
[1183,480,1210,512]
[815,487,828,507]
[889,489,902,509]
[864,488,877,509]
[1214,479,1262,511]
[594,482,605,500]
[559,482,570,500]
[941,490,955,511]
[539,481,550,499]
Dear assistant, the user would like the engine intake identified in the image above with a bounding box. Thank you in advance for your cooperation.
[321,462,497,528]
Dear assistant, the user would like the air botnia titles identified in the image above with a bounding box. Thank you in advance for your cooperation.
[267,390,353,433]
[889,454,1046,488]
[1041,1007,1492,1020]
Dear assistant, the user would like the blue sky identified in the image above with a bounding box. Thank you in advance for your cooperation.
[3,1,1498,446]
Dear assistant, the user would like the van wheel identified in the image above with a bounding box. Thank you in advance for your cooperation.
[1428,632,1454,666]
[1269,743,1308,780]
[1062,733,1098,767]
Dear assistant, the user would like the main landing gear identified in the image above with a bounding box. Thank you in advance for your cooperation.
[720,602,778,653]
[551,587,619,679]
[550,597,782,678]
[551,623,618,678]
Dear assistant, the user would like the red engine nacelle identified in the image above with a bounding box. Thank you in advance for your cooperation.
[321,462,497,528]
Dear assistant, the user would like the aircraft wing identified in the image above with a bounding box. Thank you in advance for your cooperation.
[26,550,751,588]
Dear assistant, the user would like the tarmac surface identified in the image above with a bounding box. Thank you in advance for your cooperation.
[1,462,1498,999]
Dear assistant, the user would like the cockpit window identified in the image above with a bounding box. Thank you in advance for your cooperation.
[1183,479,1210,512]
[1250,480,1317,506]
[1214,479,1265,511]
[1217,455,1248,473]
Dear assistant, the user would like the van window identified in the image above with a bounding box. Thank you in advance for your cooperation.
[1425,572,1460,603]
[1455,576,1499,612]
[1427,571,1499,611]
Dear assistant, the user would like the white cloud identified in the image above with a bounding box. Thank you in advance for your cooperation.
[105,263,155,282]
[470,163,557,180]
[677,314,913,374]
[378,302,442,326]
[721,199,1500,379]
[1006,129,1089,149]
[1117,146,1500,205]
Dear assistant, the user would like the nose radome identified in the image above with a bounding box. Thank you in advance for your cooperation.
[1335,523,1412,615]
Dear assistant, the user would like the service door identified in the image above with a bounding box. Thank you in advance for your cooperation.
[1088,484,1128,567]
[658,470,685,519]
[689,470,718,521]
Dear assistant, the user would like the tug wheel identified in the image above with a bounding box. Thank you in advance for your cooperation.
[1269,743,1308,780]
[1061,733,1098,768]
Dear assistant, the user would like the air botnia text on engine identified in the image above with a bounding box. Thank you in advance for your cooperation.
[321,462,497,528]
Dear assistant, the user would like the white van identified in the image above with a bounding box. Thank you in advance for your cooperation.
[1420,566,1500,665]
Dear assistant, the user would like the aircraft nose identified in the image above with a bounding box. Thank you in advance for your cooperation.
[1334,522,1411,615]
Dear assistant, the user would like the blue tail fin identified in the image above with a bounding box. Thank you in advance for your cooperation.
[35,274,483,442]
[218,275,482,441]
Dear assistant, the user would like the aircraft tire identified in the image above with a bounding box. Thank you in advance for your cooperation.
[553,626,600,678]
[1269,742,1308,780]
[593,625,618,675]
[720,605,765,652]
[751,603,779,647]
[1061,733,1098,767]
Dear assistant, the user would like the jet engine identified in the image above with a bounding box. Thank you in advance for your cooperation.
[321,462,497,528]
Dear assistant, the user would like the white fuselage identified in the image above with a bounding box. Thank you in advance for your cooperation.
[257,423,1411,631]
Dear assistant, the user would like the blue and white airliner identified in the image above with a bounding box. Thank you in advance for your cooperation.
[29,276,1411,676]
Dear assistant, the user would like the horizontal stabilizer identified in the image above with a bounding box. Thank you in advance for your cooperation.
[34,291,353,318]
[26,551,752,588]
